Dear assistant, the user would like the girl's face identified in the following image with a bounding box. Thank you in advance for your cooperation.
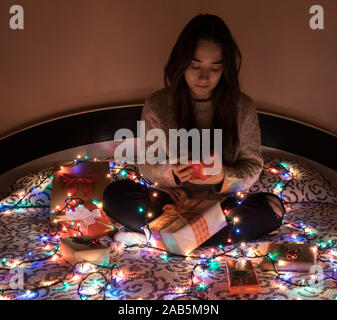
[184,40,223,100]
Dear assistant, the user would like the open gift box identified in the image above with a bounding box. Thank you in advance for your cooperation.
[50,160,115,237]
[60,236,110,265]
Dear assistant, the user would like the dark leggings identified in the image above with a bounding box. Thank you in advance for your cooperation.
[103,179,284,244]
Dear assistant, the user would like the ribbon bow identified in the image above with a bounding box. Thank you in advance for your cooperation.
[58,205,102,234]
[161,195,203,221]
[285,249,299,261]
[59,172,102,197]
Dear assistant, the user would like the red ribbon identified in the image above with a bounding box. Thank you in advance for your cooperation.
[59,172,102,196]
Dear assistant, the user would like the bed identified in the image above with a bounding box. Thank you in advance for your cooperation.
[1,149,336,300]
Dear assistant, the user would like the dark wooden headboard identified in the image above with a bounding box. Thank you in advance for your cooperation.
[1,105,336,175]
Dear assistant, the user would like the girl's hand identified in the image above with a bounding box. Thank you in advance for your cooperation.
[172,163,195,183]
[188,167,224,185]
[188,151,224,185]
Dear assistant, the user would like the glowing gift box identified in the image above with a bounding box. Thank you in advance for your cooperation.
[144,196,227,256]
[259,242,317,272]
[226,259,261,295]
[60,236,110,265]
[50,161,114,237]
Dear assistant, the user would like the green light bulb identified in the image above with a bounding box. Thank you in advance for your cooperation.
[120,170,128,177]
[276,182,284,188]
[279,162,289,168]
[197,283,207,290]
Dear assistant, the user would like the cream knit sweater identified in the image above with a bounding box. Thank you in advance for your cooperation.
[138,87,264,203]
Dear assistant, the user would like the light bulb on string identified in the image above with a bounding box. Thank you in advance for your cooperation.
[197,283,207,290]
[269,168,279,174]
[161,254,169,261]
[138,206,144,214]
[279,162,289,169]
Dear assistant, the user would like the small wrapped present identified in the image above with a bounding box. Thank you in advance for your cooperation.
[189,163,214,180]
[144,196,227,256]
[60,236,110,265]
[50,161,114,237]
[259,242,317,272]
[226,259,261,295]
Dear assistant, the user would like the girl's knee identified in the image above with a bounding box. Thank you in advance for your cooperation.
[265,195,284,218]
[103,180,150,217]
[246,192,284,210]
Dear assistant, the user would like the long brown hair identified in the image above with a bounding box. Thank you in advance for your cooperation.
[164,14,242,165]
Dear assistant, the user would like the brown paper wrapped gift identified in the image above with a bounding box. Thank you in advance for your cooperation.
[259,242,317,272]
[226,259,261,295]
[50,161,114,237]
[144,196,227,256]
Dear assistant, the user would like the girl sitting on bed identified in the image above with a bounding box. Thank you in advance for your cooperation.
[103,14,285,244]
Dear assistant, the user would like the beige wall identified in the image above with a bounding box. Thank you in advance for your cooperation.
[0,0,336,139]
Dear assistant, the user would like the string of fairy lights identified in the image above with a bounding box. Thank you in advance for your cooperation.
[0,155,337,300]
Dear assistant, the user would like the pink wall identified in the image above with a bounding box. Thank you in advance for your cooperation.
[0,0,336,139]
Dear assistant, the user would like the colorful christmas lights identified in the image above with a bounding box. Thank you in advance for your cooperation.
[1,158,336,300]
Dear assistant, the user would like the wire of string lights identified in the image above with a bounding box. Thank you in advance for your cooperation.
[0,156,336,300]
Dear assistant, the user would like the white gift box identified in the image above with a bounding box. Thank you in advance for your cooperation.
[144,199,227,256]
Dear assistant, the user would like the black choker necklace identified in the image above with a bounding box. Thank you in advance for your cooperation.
[193,97,212,102]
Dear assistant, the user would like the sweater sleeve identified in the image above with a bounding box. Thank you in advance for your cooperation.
[137,94,181,187]
[211,99,264,194]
